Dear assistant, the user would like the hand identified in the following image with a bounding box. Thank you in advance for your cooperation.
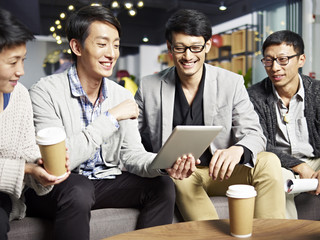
[209,146,243,181]
[311,170,320,195]
[166,154,200,180]
[292,163,315,179]
[108,99,139,121]
[26,150,71,186]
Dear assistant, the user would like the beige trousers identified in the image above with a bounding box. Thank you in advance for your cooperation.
[173,152,286,221]
[282,157,320,219]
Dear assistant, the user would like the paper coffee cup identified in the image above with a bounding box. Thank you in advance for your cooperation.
[36,127,67,178]
[226,184,257,238]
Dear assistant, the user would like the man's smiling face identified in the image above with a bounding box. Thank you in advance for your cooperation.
[167,32,211,81]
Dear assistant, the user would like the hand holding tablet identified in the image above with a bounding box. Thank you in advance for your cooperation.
[150,125,223,170]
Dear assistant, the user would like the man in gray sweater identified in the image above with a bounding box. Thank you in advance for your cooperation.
[27,6,196,240]
[248,30,320,219]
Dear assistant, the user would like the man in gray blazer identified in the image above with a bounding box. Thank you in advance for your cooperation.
[135,9,285,221]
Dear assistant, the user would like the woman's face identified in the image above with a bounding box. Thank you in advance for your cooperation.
[0,44,26,93]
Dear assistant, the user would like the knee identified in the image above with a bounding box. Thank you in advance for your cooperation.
[152,176,175,204]
[257,152,281,169]
[59,175,95,212]
[255,152,283,181]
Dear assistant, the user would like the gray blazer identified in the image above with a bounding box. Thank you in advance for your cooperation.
[135,64,266,166]
[30,71,160,178]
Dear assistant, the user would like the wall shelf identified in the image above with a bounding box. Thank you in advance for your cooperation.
[206,24,257,79]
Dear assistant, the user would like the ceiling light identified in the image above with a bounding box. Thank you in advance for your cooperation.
[55,20,60,25]
[137,1,144,8]
[57,25,62,29]
[57,39,62,45]
[60,12,66,19]
[91,3,102,6]
[111,1,120,8]
[50,26,55,32]
[219,2,227,11]
[128,8,136,16]
[142,36,149,43]
[124,2,133,9]
[68,5,75,11]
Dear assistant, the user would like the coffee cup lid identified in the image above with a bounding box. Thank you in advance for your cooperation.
[226,184,257,198]
[36,127,66,145]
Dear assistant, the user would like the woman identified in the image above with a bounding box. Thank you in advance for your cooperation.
[0,8,69,239]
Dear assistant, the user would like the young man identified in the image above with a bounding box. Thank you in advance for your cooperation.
[0,8,69,239]
[28,6,194,240]
[135,9,286,221]
[248,30,320,219]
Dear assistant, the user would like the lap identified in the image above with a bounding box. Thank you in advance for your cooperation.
[92,171,173,209]
[26,172,174,215]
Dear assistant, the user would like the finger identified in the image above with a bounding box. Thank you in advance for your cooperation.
[177,155,187,177]
[224,161,236,180]
[209,151,219,178]
[212,151,224,180]
[172,157,182,171]
[181,157,191,179]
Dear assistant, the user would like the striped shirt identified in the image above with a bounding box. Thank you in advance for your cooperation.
[68,65,118,179]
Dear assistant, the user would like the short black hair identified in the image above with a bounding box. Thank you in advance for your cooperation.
[0,8,34,52]
[262,30,304,56]
[66,5,121,61]
[165,9,212,44]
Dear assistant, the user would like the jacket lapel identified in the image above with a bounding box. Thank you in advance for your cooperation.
[203,65,217,126]
[161,69,176,145]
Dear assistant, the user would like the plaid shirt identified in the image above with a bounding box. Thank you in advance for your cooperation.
[68,65,118,179]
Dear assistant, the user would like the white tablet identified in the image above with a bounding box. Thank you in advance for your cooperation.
[150,125,223,169]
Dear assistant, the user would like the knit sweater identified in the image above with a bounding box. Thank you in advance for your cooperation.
[248,75,320,169]
[0,83,52,220]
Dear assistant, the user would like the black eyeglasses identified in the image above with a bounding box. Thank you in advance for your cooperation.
[261,54,300,67]
[171,45,205,53]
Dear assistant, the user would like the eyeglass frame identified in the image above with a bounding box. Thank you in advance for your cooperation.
[171,44,206,53]
[261,54,300,67]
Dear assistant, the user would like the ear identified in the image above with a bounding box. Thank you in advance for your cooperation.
[205,38,212,54]
[298,54,306,68]
[69,39,82,58]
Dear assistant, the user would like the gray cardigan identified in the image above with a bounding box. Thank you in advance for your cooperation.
[248,74,320,169]
[29,71,160,178]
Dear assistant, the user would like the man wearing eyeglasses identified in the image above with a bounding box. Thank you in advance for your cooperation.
[135,9,286,221]
[248,30,320,219]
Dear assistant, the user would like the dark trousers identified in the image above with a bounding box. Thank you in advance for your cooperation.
[25,172,175,240]
[0,192,12,240]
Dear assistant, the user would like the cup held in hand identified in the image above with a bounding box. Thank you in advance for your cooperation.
[226,184,257,238]
[36,127,67,178]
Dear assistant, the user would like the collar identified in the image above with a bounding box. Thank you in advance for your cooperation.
[272,73,304,103]
[68,64,108,100]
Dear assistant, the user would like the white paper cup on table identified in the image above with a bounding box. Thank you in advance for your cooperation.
[36,127,67,178]
[226,184,257,238]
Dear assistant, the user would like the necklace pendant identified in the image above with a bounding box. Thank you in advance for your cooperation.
[283,114,290,123]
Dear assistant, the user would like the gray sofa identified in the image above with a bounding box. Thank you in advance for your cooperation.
[8,197,228,240]
[8,194,320,240]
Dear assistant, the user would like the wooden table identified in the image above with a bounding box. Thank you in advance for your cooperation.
[103,219,320,240]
